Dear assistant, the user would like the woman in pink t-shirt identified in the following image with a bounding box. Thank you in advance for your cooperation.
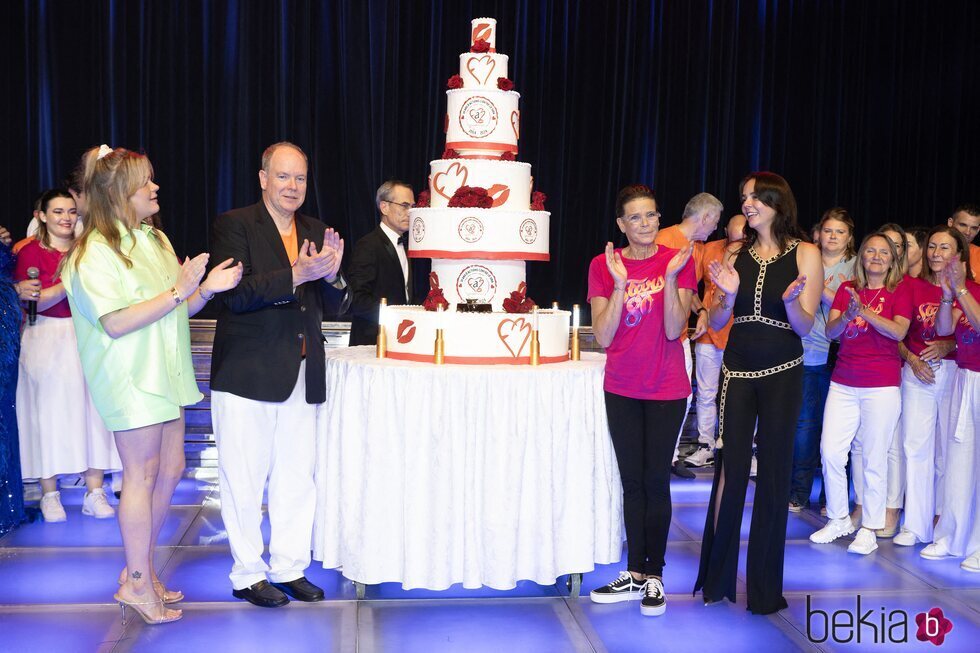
[13,189,121,523]
[810,233,912,554]
[586,185,696,617]
[924,241,979,566]
[890,227,963,547]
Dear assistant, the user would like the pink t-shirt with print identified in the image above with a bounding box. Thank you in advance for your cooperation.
[954,281,980,373]
[831,280,913,388]
[587,246,697,400]
[903,276,956,359]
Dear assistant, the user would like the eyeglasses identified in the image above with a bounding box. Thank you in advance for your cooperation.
[624,212,661,224]
[385,200,413,211]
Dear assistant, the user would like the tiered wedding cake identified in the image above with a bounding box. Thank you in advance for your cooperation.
[381,17,570,364]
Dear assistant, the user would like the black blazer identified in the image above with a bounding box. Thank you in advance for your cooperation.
[209,202,349,403]
[347,225,412,346]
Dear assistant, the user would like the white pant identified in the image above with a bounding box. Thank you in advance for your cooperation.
[898,360,955,541]
[933,367,980,556]
[820,382,901,529]
[213,361,319,590]
[672,340,694,463]
[694,342,724,447]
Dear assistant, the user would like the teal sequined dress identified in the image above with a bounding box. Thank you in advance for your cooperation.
[0,241,25,536]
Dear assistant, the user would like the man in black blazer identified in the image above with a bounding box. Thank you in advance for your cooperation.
[347,180,416,345]
[209,142,349,608]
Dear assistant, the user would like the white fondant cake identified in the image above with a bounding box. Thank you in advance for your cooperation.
[388,17,568,365]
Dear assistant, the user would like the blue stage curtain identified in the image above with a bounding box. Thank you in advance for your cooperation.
[0,242,26,537]
[1,0,978,310]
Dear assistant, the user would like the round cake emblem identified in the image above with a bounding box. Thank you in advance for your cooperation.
[458,216,485,243]
[519,218,538,244]
[456,265,497,303]
[412,217,426,243]
[459,96,498,139]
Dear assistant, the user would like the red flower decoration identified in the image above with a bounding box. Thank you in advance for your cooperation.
[442,148,460,159]
[446,74,463,89]
[470,38,490,53]
[422,272,450,312]
[497,77,515,91]
[447,185,493,209]
[531,191,547,210]
[415,190,430,208]
[915,608,954,646]
[503,282,536,314]
[500,152,516,161]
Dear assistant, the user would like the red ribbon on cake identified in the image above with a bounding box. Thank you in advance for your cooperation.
[423,272,450,311]
[502,282,536,314]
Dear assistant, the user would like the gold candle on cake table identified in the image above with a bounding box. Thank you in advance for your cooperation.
[376,297,388,359]
[570,303,581,361]
[529,306,540,366]
[434,305,445,365]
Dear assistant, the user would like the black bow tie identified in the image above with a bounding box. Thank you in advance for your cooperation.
[397,233,408,247]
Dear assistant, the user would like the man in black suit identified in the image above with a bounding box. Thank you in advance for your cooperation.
[209,142,348,608]
[347,180,416,345]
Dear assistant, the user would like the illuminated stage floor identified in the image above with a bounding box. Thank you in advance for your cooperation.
[1,468,978,652]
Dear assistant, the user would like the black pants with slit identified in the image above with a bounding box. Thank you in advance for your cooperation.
[604,391,688,577]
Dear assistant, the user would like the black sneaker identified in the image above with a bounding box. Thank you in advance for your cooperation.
[672,461,696,479]
[640,578,666,616]
[590,571,645,603]
[788,500,803,513]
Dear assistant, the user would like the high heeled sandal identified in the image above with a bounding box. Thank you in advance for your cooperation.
[114,593,183,625]
[117,574,184,604]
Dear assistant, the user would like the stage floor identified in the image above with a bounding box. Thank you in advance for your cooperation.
[1,466,978,652]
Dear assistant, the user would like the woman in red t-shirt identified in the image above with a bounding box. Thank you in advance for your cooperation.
[924,240,979,565]
[586,185,696,617]
[13,189,121,523]
[810,233,912,555]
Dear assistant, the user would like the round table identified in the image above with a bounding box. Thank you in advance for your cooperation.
[312,346,623,591]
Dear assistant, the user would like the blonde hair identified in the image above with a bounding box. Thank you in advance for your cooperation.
[854,232,904,292]
[64,148,167,271]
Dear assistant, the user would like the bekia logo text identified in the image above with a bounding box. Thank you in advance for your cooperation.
[807,595,953,646]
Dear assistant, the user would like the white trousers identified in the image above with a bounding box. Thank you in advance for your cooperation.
[820,382,900,529]
[212,361,319,590]
[897,360,955,541]
[933,367,980,556]
[694,342,724,447]
[672,340,694,463]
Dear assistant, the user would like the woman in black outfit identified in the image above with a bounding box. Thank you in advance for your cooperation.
[694,172,822,614]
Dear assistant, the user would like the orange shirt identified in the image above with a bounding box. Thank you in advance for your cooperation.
[279,220,302,355]
[696,239,736,350]
[971,244,980,282]
[655,225,705,342]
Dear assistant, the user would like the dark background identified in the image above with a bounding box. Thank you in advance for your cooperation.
[3,0,978,314]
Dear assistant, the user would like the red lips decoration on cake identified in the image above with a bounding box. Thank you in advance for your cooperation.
[396,320,416,343]
[472,23,493,44]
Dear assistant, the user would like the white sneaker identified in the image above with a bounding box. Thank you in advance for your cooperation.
[40,491,67,523]
[961,552,980,573]
[892,529,918,547]
[749,454,758,478]
[810,516,856,544]
[82,488,115,519]
[920,541,952,560]
[848,528,878,555]
[685,447,715,467]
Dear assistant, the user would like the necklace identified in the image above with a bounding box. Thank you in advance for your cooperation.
[862,285,885,309]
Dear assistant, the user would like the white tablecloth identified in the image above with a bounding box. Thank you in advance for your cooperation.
[312,346,623,590]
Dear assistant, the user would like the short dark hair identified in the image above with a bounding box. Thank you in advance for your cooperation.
[376,179,413,209]
[614,185,656,218]
[951,203,980,218]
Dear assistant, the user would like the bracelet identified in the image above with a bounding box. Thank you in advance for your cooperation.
[717,296,731,311]
[199,286,215,301]
[956,287,969,298]
[170,287,183,305]
[939,297,954,305]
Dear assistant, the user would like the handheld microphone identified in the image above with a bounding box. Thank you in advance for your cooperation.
[26,267,39,326]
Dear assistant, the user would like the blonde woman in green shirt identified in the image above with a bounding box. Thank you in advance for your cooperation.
[62,147,242,625]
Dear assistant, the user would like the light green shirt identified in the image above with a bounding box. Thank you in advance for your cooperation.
[62,222,202,431]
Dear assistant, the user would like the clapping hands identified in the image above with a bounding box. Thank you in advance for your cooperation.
[202,258,244,294]
[293,228,345,286]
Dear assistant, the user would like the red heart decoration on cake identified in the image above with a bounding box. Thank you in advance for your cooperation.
[396,320,416,344]
[510,111,519,140]
[472,23,493,43]
[497,318,532,358]
[465,55,497,86]
[432,162,469,200]
[467,277,485,292]
[487,184,511,208]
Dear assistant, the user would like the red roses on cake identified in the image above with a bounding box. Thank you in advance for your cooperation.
[415,190,431,208]
[500,152,516,161]
[446,74,463,89]
[503,282,536,314]
[422,272,450,311]
[496,77,514,91]
[531,191,547,210]
[470,38,490,53]
[442,148,460,159]
[447,186,493,209]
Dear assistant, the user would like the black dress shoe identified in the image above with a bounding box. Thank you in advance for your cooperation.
[672,461,696,479]
[273,577,325,602]
[232,580,289,608]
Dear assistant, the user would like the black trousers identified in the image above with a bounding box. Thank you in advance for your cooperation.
[604,391,687,577]
[694,364,803,614]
